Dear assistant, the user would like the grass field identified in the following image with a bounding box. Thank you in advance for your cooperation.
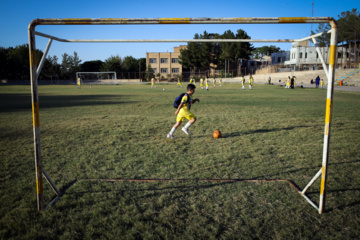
[1,83,359,239]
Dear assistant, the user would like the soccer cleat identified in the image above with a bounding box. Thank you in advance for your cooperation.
[167,133,175,139]
[182,127,190,135]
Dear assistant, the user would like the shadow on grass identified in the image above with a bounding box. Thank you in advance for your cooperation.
[221,125,311,138]
[0,93,139,112]
[58,178,301,203]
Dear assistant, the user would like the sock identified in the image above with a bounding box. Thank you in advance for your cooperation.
[169,127,176,135]
[184,122,192,130]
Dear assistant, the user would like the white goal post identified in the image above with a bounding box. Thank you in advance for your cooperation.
[28,17,338,213]
[76,72,118,85]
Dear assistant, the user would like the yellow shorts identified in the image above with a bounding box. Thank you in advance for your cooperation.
[176,108,195,122]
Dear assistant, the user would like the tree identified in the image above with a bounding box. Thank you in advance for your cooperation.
[179,29,254,74]
[60,51,81,80]
[311,23,331,47]
[101,55,122,77]
[234,29,254,60]
[144,64,154,81]
[80,60,103,72]
[39,55,60,80]
[179,33,202,71]
[0,47,9,79]
[251,45,281,59]
[5,44,43,80]
[337,8,360,64]
[219,29,254,71]
[337,8,360,44]
[122,56,138,73]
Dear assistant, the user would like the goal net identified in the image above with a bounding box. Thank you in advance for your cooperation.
[76,71,117,85]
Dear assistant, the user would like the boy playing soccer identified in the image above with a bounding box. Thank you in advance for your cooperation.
[167,84,200,139]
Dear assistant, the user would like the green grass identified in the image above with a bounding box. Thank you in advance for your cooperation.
[1,83,359,239]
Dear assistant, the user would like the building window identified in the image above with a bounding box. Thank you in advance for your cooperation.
[305,53,308,58]
[152,68,157,73]
[300,53,303,58]
[172,58,179,63]
[172,68,179,73]
[161,68,168,73]
[277,57,282,62]
[338,52,342,58]
[149,58,157,63]
[316,53,318,58]
[161,58,168,63]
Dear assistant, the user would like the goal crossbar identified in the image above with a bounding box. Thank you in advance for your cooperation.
[28,17,338,213]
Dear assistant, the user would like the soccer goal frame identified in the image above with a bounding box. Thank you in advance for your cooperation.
[76,71,118,85]
[28,17,338,213]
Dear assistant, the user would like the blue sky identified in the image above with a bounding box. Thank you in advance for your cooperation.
[0,0,358,63]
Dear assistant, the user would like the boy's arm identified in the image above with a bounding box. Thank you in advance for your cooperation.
[192,98,200,104]
[175,102,183,115]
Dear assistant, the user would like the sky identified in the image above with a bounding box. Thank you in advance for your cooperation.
[0,0,359,63]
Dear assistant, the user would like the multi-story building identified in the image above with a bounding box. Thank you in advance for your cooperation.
[281,41,356,69]
[146,45,187,80]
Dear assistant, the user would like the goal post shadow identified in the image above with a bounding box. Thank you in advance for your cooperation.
[28,17,338,213]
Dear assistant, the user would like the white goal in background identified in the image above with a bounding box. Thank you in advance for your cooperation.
[28,17,338,214]
[76,71,117,85]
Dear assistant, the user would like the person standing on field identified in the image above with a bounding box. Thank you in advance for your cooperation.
[177,78,182,88]
[315,76,320,88]
[205,77,209,91]
[167,84,200,139]
[200,77,204,90]
[290,76,295,89]
[151,76,155,88]
[285,76,291,89]
[249,75,254,90]
[241,75,245,90]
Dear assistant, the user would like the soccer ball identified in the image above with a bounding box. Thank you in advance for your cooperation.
[163,88,165,91]
[213,130,222,138]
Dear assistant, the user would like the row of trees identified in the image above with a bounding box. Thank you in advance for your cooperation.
[179,29,256,73]
[0,44,147,81]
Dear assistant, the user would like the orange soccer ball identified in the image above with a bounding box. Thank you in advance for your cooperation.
[213,130,222,138]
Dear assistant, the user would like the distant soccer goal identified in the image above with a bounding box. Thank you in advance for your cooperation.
[76,72,117,85]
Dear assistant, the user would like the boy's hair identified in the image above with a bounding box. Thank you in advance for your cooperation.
[187,84,196,91]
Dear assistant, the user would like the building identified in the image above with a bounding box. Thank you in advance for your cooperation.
[271,51,290,64]
[282,41,355,69]
[146,45,187,80]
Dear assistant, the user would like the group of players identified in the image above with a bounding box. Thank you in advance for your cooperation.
[151,75,255,90]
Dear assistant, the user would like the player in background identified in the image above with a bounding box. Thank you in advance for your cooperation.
[205,77,209,91]
[77,77,81,89]
[213,77,216,87]
[200,77,204,90]
[249,75,254,90]
[219,78,222,87]
[241,75,245,90]
[177,78,183,88]
[285,76,291,89]
[151,76,156,88]
[167,84,200,139]
[320,79,324,88]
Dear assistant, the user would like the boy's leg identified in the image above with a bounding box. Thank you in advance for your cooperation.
[182,117,196,135]
[167,120,182,138]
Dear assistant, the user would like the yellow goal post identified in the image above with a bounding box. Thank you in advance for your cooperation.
[28,17,338,213]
